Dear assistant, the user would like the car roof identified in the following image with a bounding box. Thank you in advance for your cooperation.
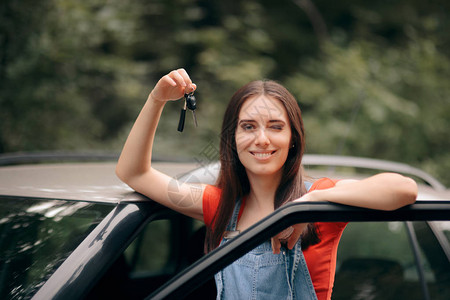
[303,155,447,190]
[181,156,450,200]
[0,155,448,203]
[0,161,198,203]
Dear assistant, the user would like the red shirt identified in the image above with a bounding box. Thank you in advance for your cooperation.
[202,178,347,300]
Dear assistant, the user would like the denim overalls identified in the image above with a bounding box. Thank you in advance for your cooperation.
[214,183,318,300]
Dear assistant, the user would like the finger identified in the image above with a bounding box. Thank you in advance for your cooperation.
[278,226,294,240]
[161,74,177,87]
[169,70,187,88]
[175,68,192,91]
[287,229,302,250]
[177,68,192,85]
[177,69,196,94]
[186,83,197,94]
[271,237,281,254]
[184,83,196,94]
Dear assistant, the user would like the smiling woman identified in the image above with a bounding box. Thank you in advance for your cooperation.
[115,68,417,300]
[209,80,310,255]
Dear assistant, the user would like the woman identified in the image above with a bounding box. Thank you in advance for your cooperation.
[116,68,417,299]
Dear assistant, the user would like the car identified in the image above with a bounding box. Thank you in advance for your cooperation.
[0,153,449,300]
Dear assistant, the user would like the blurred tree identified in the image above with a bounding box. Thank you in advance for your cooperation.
[0,0,448,185]
[0,0,148,152]
[285,35,450,184]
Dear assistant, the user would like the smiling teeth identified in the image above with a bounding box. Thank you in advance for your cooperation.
[254,152,272,158]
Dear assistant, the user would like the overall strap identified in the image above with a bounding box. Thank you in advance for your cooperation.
[225,199,242,232]
[304,181,313,192]
[223,183,311,240]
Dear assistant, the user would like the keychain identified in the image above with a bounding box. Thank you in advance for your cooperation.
[177,92,198,132]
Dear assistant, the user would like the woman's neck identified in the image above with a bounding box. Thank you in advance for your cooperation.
[246,171,282,210]
[235,171,282,232]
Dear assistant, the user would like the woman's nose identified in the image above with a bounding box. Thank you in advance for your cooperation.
[255,129,270,146]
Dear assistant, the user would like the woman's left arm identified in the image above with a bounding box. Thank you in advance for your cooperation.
[300,173,418,210]
[272,173,417,254]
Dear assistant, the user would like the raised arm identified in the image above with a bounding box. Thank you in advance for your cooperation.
[298,172,418,210]
[116,69,205,220]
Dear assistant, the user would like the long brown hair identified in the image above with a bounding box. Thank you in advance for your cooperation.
[205,80,319,252]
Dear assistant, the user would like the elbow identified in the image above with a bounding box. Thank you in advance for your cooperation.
[402,176,418,205]
[115,160,151,188]
[115,163,128,183]
[115,160,135,185]
[388,174,418,210]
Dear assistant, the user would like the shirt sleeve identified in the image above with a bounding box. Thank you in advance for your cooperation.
[309,177,339,191]
[309,177,348,229]
[202,184,222,227]
[304,178,348,300]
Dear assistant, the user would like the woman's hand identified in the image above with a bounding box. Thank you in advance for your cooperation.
[149,68,196,103]
[271,223,308,254]
[270,192,314,254]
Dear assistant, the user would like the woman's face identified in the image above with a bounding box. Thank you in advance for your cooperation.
[235,95,292,178]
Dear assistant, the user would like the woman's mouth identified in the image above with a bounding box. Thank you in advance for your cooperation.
[250,151,276,159]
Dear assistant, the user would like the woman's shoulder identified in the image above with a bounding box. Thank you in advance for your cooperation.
[308,178,348,231]
[203,184,222,199]
[202,185,222,227]
[308,177,339,191]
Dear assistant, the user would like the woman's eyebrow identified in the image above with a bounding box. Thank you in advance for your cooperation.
[238,119,286,124]
[238,119,257,124]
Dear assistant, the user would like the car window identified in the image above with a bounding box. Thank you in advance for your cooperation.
[124,219,173,275]
[0,197,113,300]
[334,221,450,300]
[91,214,209,300]
[413,221,450,300]
[123,215,205,277]
[334,222,423,299]
[431,221,450,244]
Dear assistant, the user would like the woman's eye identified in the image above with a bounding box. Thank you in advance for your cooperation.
[241,124,255,131]
[270,124,283,130]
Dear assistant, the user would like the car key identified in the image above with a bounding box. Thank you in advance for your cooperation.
[177,100,187,132]
[177,92,197,132]
[185,92,198,127]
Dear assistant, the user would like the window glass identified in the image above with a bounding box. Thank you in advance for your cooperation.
[413,221,450,300]
[0,197,113,300]
[124,219,172,275]
[432,221,450,244]
[122,214,199,280]
[334,222,422,300]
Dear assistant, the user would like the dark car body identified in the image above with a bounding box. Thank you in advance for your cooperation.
[0,154,449,300]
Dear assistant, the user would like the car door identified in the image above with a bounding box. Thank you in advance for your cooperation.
[147,200,450,300]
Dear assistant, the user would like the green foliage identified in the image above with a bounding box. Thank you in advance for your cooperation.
[0,0,148,151]
[285,36,450,183]
[0,0,448,185]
